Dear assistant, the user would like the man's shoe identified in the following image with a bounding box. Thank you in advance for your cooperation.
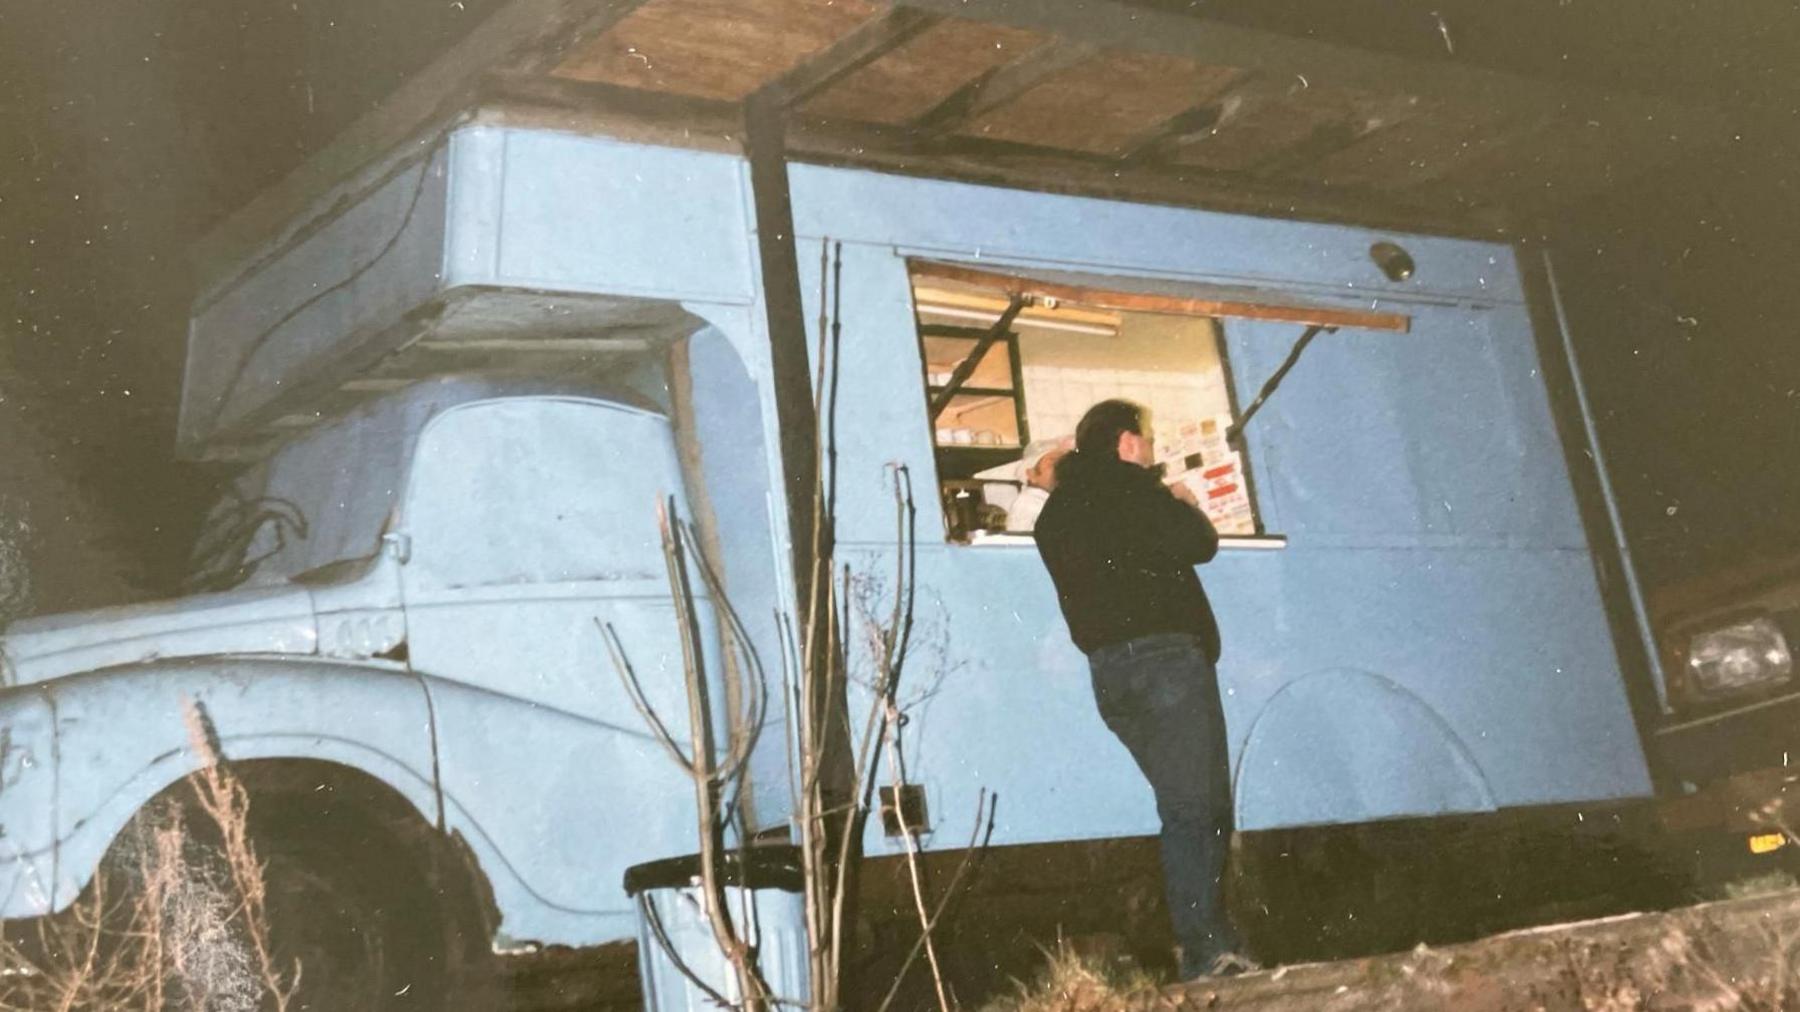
[1198,952,1262,979]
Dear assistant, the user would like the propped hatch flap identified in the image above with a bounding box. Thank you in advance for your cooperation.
[909,258,1411,332]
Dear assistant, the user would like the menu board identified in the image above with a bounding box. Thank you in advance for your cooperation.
[1161,415,1257,535]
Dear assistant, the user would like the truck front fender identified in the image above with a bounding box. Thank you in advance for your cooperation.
[0,655,440,918]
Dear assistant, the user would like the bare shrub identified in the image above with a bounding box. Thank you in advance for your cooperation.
[0,701,297,1011]
[611,240,997,1011]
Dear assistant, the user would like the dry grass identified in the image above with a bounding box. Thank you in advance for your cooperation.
[0,701,297,1011]
[1550,914,1800,1012]
[978,941,1175,1012]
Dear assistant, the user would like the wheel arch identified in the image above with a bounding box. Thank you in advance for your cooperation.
[0,656,484,925]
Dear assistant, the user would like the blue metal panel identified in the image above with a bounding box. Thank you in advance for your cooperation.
[786,164,1519,306]
[423,673,701,945]
[1226,305,1586,545]
[674,328,793,833]
[182,128,757,456]
[450,128,756,305]
[182,145,451,449]
[396,397,721,944]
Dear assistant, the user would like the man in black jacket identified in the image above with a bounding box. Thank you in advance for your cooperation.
[1034,398,1249,979]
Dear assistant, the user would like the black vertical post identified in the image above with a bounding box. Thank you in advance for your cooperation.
[743,90,862,983]
[743,93,821,605]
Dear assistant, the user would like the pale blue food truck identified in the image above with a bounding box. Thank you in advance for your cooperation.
[0,13,1698,1001]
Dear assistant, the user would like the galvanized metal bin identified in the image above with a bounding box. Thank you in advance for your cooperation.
[625,847,810,1011]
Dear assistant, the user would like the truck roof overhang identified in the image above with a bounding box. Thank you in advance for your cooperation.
[193,0,1734,301]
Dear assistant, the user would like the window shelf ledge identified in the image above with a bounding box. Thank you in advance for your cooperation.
[962,532,1288,551]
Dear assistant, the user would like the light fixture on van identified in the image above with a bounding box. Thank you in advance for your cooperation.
[1369,241,1416,282]
[912,285,1121,337]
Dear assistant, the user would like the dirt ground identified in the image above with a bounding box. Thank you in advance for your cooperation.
[1173,885,1800,1012]
[475,883,1800,1011]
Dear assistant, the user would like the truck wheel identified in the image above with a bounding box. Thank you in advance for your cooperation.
[103,772,486,1011]
[254,818,454,1010]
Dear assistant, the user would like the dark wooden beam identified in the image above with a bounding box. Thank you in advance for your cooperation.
[742,93,823,607]
[763,7,942,108]
[487,69,745,144]
[193,0,655,298]
[910,38,1099,139]
[1115,92,1245,163]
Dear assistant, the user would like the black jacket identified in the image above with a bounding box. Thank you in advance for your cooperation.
[1034,452,1222,661]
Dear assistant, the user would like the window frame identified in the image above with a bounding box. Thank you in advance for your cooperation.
[907,267,1280,546]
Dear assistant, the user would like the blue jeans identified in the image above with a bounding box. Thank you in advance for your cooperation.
[1089,633,1240,977]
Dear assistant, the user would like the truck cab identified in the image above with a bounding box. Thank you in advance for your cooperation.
[0,378,740,1002]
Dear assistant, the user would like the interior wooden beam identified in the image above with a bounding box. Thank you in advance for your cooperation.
[760,7,942,107]
[192,0,654,298]
[909,37,1098,139]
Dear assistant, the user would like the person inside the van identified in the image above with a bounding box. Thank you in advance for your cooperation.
[1004,436,1072,533]
[1032,398,1254,980]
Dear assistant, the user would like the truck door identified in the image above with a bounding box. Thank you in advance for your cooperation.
[391,396,709,942]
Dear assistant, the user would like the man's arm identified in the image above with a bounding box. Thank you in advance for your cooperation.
[1113,477,1220,567]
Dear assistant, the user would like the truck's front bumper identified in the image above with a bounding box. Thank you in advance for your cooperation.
[1654,690,1800,789]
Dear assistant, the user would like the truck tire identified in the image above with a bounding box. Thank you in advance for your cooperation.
[101,768,488,1011]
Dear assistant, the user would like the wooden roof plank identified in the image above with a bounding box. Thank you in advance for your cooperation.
[757,6,941,107]
[552,0,882,102]
[956,51,1244,156]
[1250,92,1424,175]
[892,0,1732,148]
[1171,100,1343,173]
[1115,101,1235,164]
[799,18,1047,126]
[477,75,1511,237]
[1131,74,1416,176]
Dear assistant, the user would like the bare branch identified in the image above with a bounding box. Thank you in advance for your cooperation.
[597,619,695,771]
[874,790,999,1012]
[885,726,951,1012]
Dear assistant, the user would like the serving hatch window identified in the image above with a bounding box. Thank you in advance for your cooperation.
[908,262,1263,543]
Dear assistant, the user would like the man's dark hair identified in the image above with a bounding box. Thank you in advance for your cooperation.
[1073,399,1146,459]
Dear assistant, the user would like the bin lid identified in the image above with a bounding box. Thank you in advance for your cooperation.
[623,846,805,896]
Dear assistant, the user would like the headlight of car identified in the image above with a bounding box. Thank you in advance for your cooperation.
[1686,616,1794,698]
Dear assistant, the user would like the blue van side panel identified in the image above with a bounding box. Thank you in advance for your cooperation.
[774,166,1650,853]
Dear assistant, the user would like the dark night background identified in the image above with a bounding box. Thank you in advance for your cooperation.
[1,0,1796,611]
